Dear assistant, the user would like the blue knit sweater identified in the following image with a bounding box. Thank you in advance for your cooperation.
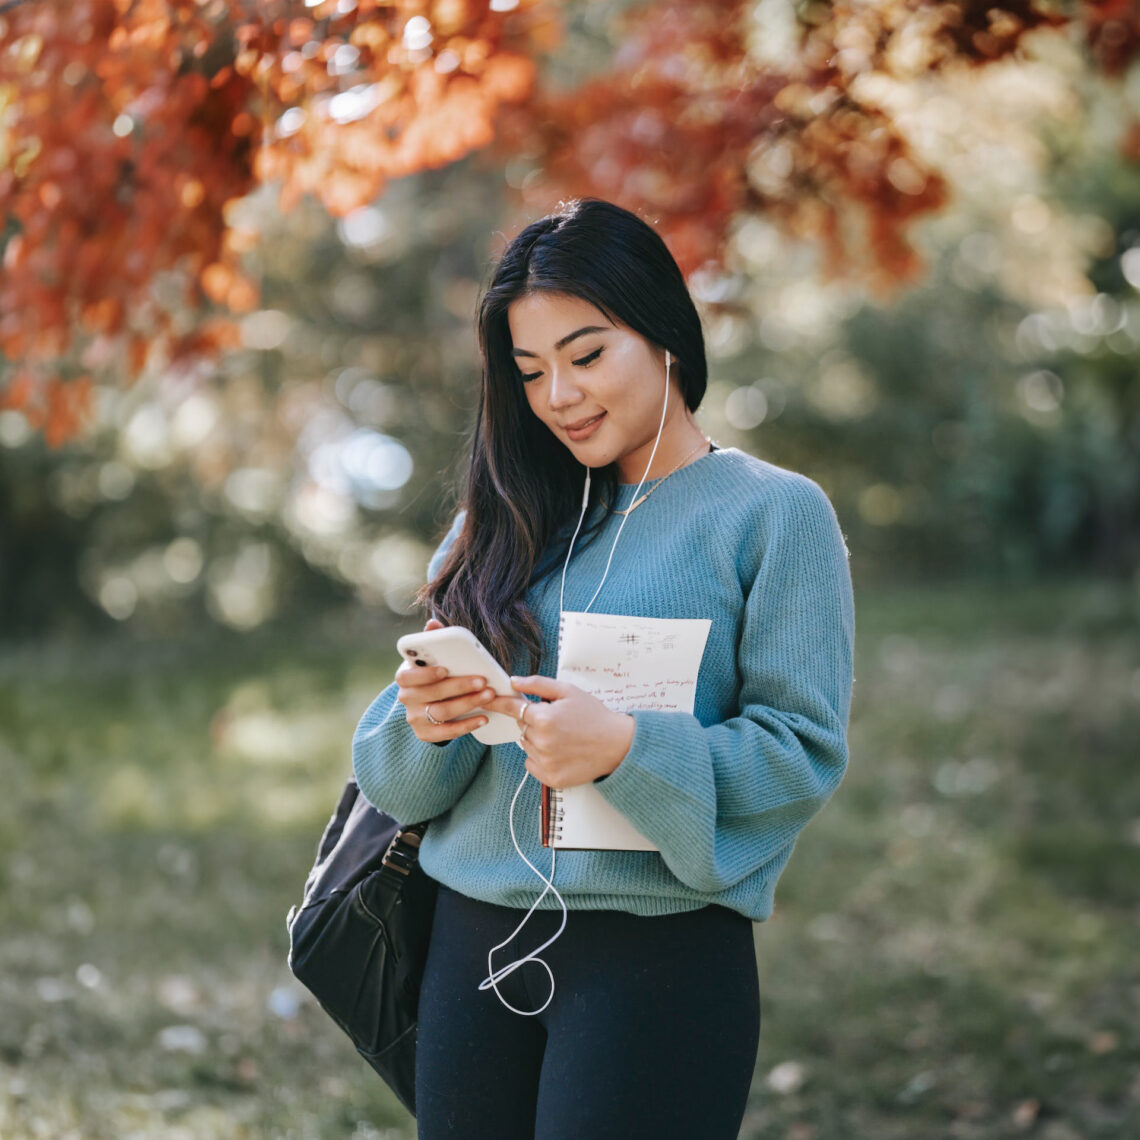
[352,446,855,921]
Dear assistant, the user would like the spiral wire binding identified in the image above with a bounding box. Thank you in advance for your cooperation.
[548,791,565,843]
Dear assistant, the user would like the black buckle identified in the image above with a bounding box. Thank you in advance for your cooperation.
[382,823,427,876]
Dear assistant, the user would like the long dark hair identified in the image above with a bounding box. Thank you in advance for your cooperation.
[418,198,708,671]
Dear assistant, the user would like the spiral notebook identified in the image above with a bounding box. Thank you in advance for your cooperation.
[540,781,659,850]
[540,611,711,850]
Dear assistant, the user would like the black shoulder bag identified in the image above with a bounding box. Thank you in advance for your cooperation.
[285,778,437,1116]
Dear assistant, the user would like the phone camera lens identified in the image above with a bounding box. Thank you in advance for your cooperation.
[414,658,428,667]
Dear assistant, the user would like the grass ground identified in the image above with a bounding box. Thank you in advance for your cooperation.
[0,576,1137,1139]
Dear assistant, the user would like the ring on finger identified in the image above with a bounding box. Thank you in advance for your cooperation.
[516,701,529,726]
[424,704,443,726]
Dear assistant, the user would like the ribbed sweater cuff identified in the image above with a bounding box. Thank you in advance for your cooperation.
[591,710,705,841]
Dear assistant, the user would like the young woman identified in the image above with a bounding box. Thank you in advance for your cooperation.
[353,198,855,1138]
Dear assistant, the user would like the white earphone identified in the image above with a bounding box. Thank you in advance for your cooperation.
[477,349,674,1016]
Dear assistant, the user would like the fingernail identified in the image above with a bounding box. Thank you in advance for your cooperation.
[482,689,494,700]
[435,667,447,679]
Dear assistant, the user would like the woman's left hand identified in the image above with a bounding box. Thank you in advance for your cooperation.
[484,676,635,788]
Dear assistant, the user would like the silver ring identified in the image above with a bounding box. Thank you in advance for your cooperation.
[517,701,529,726]
[424,704,442,726]
[518,722,528,744]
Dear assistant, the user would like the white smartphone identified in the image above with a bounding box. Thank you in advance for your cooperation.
[395,626,521,747]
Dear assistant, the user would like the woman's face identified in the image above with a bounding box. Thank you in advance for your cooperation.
[506,291,686,481]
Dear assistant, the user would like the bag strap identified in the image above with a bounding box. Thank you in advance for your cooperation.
[381,820,428,878]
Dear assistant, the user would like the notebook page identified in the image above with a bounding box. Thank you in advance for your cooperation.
[551,612,712,850]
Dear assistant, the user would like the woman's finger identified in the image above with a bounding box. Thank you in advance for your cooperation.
[414,714,488,743]
[482,695,530,720]
[509,675,575,701]
[424,688,496,723]
[400,696,487,740]
[398,669,487,701]
[396,662,448,687]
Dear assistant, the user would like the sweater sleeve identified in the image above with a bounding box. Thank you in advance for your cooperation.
[592,476,855,893]
[352,511,488,824]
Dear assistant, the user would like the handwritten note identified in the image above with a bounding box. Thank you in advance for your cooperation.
[546,611,711,851]
[557,611,712,715]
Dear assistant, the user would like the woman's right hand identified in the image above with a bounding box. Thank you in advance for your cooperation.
[397,619,497,743]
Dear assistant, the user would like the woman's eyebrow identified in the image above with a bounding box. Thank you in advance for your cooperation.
[511,325,608,358]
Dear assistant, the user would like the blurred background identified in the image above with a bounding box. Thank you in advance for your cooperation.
[1,1,1138,1137]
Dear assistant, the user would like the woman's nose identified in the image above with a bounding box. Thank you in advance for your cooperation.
[546,368,582,411]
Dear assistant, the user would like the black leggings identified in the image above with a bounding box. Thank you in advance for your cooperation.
[415,882,761,1139]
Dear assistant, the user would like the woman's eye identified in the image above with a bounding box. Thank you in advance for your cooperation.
[519,347,601,383]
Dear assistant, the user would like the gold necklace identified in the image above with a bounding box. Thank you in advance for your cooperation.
[604,439,712,516]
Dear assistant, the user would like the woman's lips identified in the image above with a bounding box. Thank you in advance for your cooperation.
[564,412,606,441]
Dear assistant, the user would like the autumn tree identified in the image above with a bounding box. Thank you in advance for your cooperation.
[2,0,1138,447]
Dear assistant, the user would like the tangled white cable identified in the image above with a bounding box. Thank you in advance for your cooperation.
[476,771,567,1015]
